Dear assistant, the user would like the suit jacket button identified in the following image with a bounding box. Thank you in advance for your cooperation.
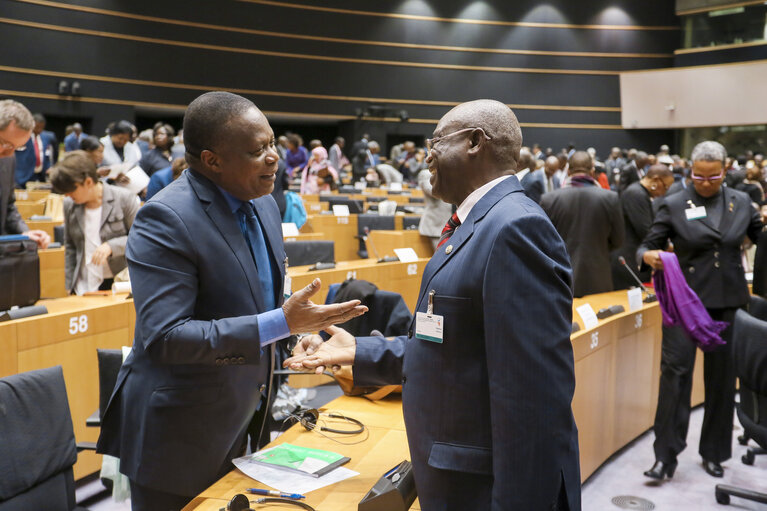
[238,356,245,364]
[401,376,407,384]
[714,261,720,268]
[714,251,719,258]
[222,357,230,365]
[259,384,267,393]
[215,358,223,366]
[688,267,695,274]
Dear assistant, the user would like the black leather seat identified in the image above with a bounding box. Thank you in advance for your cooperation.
[0,366,88,511]
[284,240,335,266]
[715,310,767,506]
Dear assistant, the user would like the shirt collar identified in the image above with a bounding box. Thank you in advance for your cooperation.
[216,185,248,214]
[455,174,512,224]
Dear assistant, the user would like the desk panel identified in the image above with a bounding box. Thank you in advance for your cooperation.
[39,247,67,298]
[368,230,433,260]
[300,215,359,261]
[24,219,62,238]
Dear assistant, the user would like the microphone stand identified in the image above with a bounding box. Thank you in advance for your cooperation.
[618,256,657,303]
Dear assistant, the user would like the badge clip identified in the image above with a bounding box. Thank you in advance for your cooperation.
[427,290,435,315]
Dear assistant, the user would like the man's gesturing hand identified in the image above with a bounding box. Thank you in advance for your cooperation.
[283,325,357,374]
[282,278,367,334]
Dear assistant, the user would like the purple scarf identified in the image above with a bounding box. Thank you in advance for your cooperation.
[653,251,728,351]
[562,174,598,188]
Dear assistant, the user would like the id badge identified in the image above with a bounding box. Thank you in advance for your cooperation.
[283,256,292,298]
[416,290,444,343]
[685,205,707,221]
[415,312,444,343]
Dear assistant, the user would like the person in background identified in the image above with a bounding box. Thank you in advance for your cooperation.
[416,161,451,250]
[0,99,50,248]
[271,158,289,218]
[139,123,175,177]
[639,141,763,481]
[135,125,150,155]
[366,141,381,168]
[300,145,338,194]
[619,151,649,194]
[605,146,625,189]
[14,113,57,187]
[80,136,112,178]
[49,151,139,295]
[276,135,288,160]
[540,151,624,297]
[588,147,609,189]
[350,133,370,182]
[735,164,765,207]
[171,129,185,160]
[145,157,189,201]
[64,122,87,152]
[396,140,417,181]
[611,164,674,290]
[100,120,142,184]
[284,134,308,177]
[328,136,349,171]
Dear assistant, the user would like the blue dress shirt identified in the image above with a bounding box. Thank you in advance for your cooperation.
[217,186,289,347]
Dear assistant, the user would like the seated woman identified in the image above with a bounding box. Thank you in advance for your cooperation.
[49,151,140,295]
[80,136,111,178]
[139,123,175,177]
[300,146,338,194]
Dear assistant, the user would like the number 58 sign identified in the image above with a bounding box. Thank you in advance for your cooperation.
[68,314,89,335]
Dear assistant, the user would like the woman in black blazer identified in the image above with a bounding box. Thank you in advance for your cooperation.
[638,141,763,480]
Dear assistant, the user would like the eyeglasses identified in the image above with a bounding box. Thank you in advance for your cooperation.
[425,127,491,151]
[690,172,724,182]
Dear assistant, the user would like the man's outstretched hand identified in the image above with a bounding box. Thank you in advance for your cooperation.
[282,279,367,334]
[283,325,357,374]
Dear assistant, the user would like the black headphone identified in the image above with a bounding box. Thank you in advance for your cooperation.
[292,408,365,435]
[220,493,316,511]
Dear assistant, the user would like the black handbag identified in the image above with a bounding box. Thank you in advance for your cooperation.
[0,237,40,311]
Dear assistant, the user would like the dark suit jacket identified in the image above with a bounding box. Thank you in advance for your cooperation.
[350,138,369,181]
[618,161,642,194]
[353,177,581,511]
[270,159,289,218]
[0,157,28,235]
[611,181,654,289]
[540,185,624,298]
[97,169,286,496]
[638,186,762,309]
[14,132,56,187]
[521,168,560,204]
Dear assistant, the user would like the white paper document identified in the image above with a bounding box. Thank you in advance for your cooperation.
[232,455,358,495]
[576,304,599,330]
[333,205,350,216]
[393,248,418,263]
[282,222,300,237]
[123,166,151,195]
[627,287,643,312]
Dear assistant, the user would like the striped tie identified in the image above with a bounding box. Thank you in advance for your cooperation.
[437,213,461,248]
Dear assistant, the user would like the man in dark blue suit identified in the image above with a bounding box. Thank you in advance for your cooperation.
[97,92,367,511]
[63,122,87,152]
[288,100,581,510]
[14,113,57,188]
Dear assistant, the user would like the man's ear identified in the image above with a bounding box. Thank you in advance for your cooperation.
[467,130,484,156]
[200,149,220,174]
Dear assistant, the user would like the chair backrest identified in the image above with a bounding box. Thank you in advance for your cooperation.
[357,214,395,237]
[284,240,335,266]
[732,310,767,448]
[97,349,123,420]
[0,366,78,511]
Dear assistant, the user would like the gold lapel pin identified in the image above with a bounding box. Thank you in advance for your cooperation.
[445,245,453,254]
[729,201,734,212]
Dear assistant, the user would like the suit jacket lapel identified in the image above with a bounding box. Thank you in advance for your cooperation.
[100,184,115,229]
[187,170,264,310]
[685,187,720,236]
[717,187,737,238]
[414,176,521,315]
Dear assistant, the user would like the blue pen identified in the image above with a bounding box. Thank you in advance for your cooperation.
[247,488,305,500]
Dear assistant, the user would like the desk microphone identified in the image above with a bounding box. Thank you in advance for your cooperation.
[618,256,657,303]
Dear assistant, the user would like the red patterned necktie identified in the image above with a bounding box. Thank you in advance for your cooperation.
[437,213,461,248]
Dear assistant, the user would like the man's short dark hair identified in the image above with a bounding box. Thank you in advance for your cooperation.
[183,92,256,159]
[110,120,133,136]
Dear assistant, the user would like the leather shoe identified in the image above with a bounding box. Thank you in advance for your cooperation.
[703,459,724,477]
[644,460,677,480]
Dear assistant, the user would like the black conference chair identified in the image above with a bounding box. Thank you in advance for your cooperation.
[0,366,88,511]
[356,214,395,258]
[319,196,364,214]
[85,349,123,429]
[748,294,767,322]
[284,240,335,267]
[402,216,421,230]
[715,310,767,506]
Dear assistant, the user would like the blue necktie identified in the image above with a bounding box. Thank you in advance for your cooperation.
[237,202,276,311]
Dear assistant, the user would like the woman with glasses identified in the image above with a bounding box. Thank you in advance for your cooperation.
[638,141,763,480]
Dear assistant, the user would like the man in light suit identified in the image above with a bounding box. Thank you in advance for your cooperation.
[0,100,50,247]
[288,100,581,511]
[97,92,367,511]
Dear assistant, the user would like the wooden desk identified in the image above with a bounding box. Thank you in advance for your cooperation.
[368,230,433,259]
[289,258,428,311]
[304,201,330,214]
[39,247,67,298]
[300,215,359,261]
[15,199,46,219]
[25,219,62,238]
[14,189,50,201]
[181,395,420,511]
[0,295,136,479]
[570,290,703,480]
[284,232,326,243]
